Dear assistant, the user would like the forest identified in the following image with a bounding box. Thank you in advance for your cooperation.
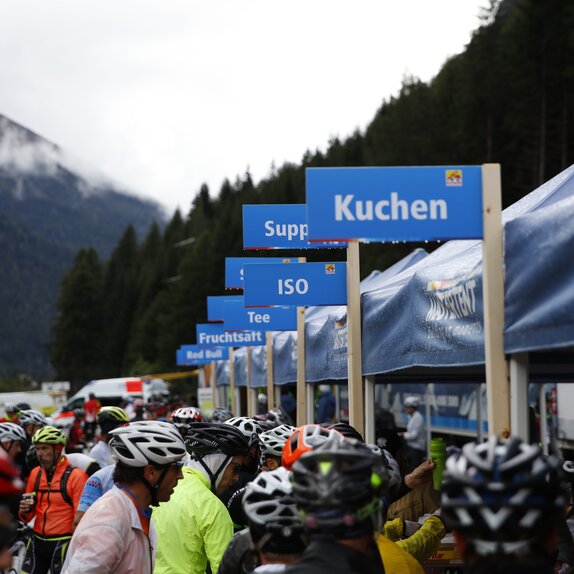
[49,0,574,388]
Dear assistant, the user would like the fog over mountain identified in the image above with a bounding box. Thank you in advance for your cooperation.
[0,113,164,379]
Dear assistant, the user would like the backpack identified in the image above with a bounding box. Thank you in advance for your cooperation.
[33,464,76,506]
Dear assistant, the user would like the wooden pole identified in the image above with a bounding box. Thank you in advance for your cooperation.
[482,163,509,436]
[346,240,364,436]
[266,332,275,410]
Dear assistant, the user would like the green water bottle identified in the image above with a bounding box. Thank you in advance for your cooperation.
[429,437,447,490]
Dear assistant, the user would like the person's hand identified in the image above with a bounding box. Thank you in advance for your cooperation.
[405,459,435,489]
[19,494,35,515]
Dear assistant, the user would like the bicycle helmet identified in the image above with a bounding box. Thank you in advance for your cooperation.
[322,422,364,442]
[18,410,48,428]
[171,407,204,424]
[32,425,66,446]
[259,424,297,462]
[282,424,344,471]
[3,403,17,415]
[381,448,402,497]
[0,423,27,443]
[15,402,31,411]
[185,422,250,458]
[266,407,292,427]
[243,467,305,554]
[211,407,233,423]
[291,438,389,534]
[108,423,186,467]
[98,406,129,434]
[441,436,568,556]
[224,417,262,449]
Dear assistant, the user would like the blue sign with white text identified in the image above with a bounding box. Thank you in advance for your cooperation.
[177,345,229,365]
[306,166,483,242]
[207,296,244,322]
[243,204,347,249]
[243,262,347,307]
[224,298,297,331]
[196,323,266,347]
[225,257,297,289]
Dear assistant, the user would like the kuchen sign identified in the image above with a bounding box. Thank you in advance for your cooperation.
[306,166,483,242]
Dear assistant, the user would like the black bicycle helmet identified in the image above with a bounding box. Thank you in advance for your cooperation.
[291,438,389,535]
[15,402,31,412]
[441,436,568,557]
[321,421,364,442]
[98,406,129,434]
[211,407,234,423]
[185,422,250,458]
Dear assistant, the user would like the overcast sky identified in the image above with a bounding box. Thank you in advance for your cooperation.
[0,1,487,214]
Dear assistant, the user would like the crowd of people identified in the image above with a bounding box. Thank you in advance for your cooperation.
[0,397,571,574]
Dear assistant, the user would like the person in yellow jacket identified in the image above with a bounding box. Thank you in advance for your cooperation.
[288,436,423,574]
[153,422,251,574]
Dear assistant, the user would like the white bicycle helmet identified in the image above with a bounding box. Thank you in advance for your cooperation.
[0,422,27,443]
[224,417,262,448]
[243,466,299,527]
[17,410,48,428]
[243,467,306,554]
[171,406,203,424]
[381,448,402,496]
[259,424,297,463]
[109,423,186,467]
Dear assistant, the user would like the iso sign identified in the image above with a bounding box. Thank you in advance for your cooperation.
[225,257,297,289]
[243,262,347,307]
[306,166,483,242]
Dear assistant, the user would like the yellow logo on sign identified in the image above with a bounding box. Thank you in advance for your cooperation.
[325,264,335,275]
[445,170,463,187]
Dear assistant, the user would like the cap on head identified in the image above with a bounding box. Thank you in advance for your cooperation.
[403,396,420,408]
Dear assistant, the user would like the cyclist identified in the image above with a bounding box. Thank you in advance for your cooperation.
[153,422,251,574]
[89,406,129,468]
[18,411,48,442]
[259,424,296,472]
[19,426,88,574]
[62,422,186,573]
[0,424,27,464]
[289,437,423,574]
[82,394,100,442]
[0,405,19,425]
[441,436,569,574]
[281,424,344,470]
[170,406,204,437]
[244,467,306,571]
[212,407,234,423]
[0,447,25,572]
[66,409,85,454]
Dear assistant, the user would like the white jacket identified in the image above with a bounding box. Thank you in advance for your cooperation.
[62,486,157,574]
[403,410,426,451]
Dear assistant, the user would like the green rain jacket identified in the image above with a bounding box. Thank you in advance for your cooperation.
[153,467,234,574]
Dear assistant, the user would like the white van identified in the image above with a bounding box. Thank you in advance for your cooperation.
[52,377,169,427]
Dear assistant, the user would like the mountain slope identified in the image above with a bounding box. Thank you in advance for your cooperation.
[0,114,164,378]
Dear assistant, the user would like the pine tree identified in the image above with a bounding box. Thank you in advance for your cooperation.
[50,248,105,389]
